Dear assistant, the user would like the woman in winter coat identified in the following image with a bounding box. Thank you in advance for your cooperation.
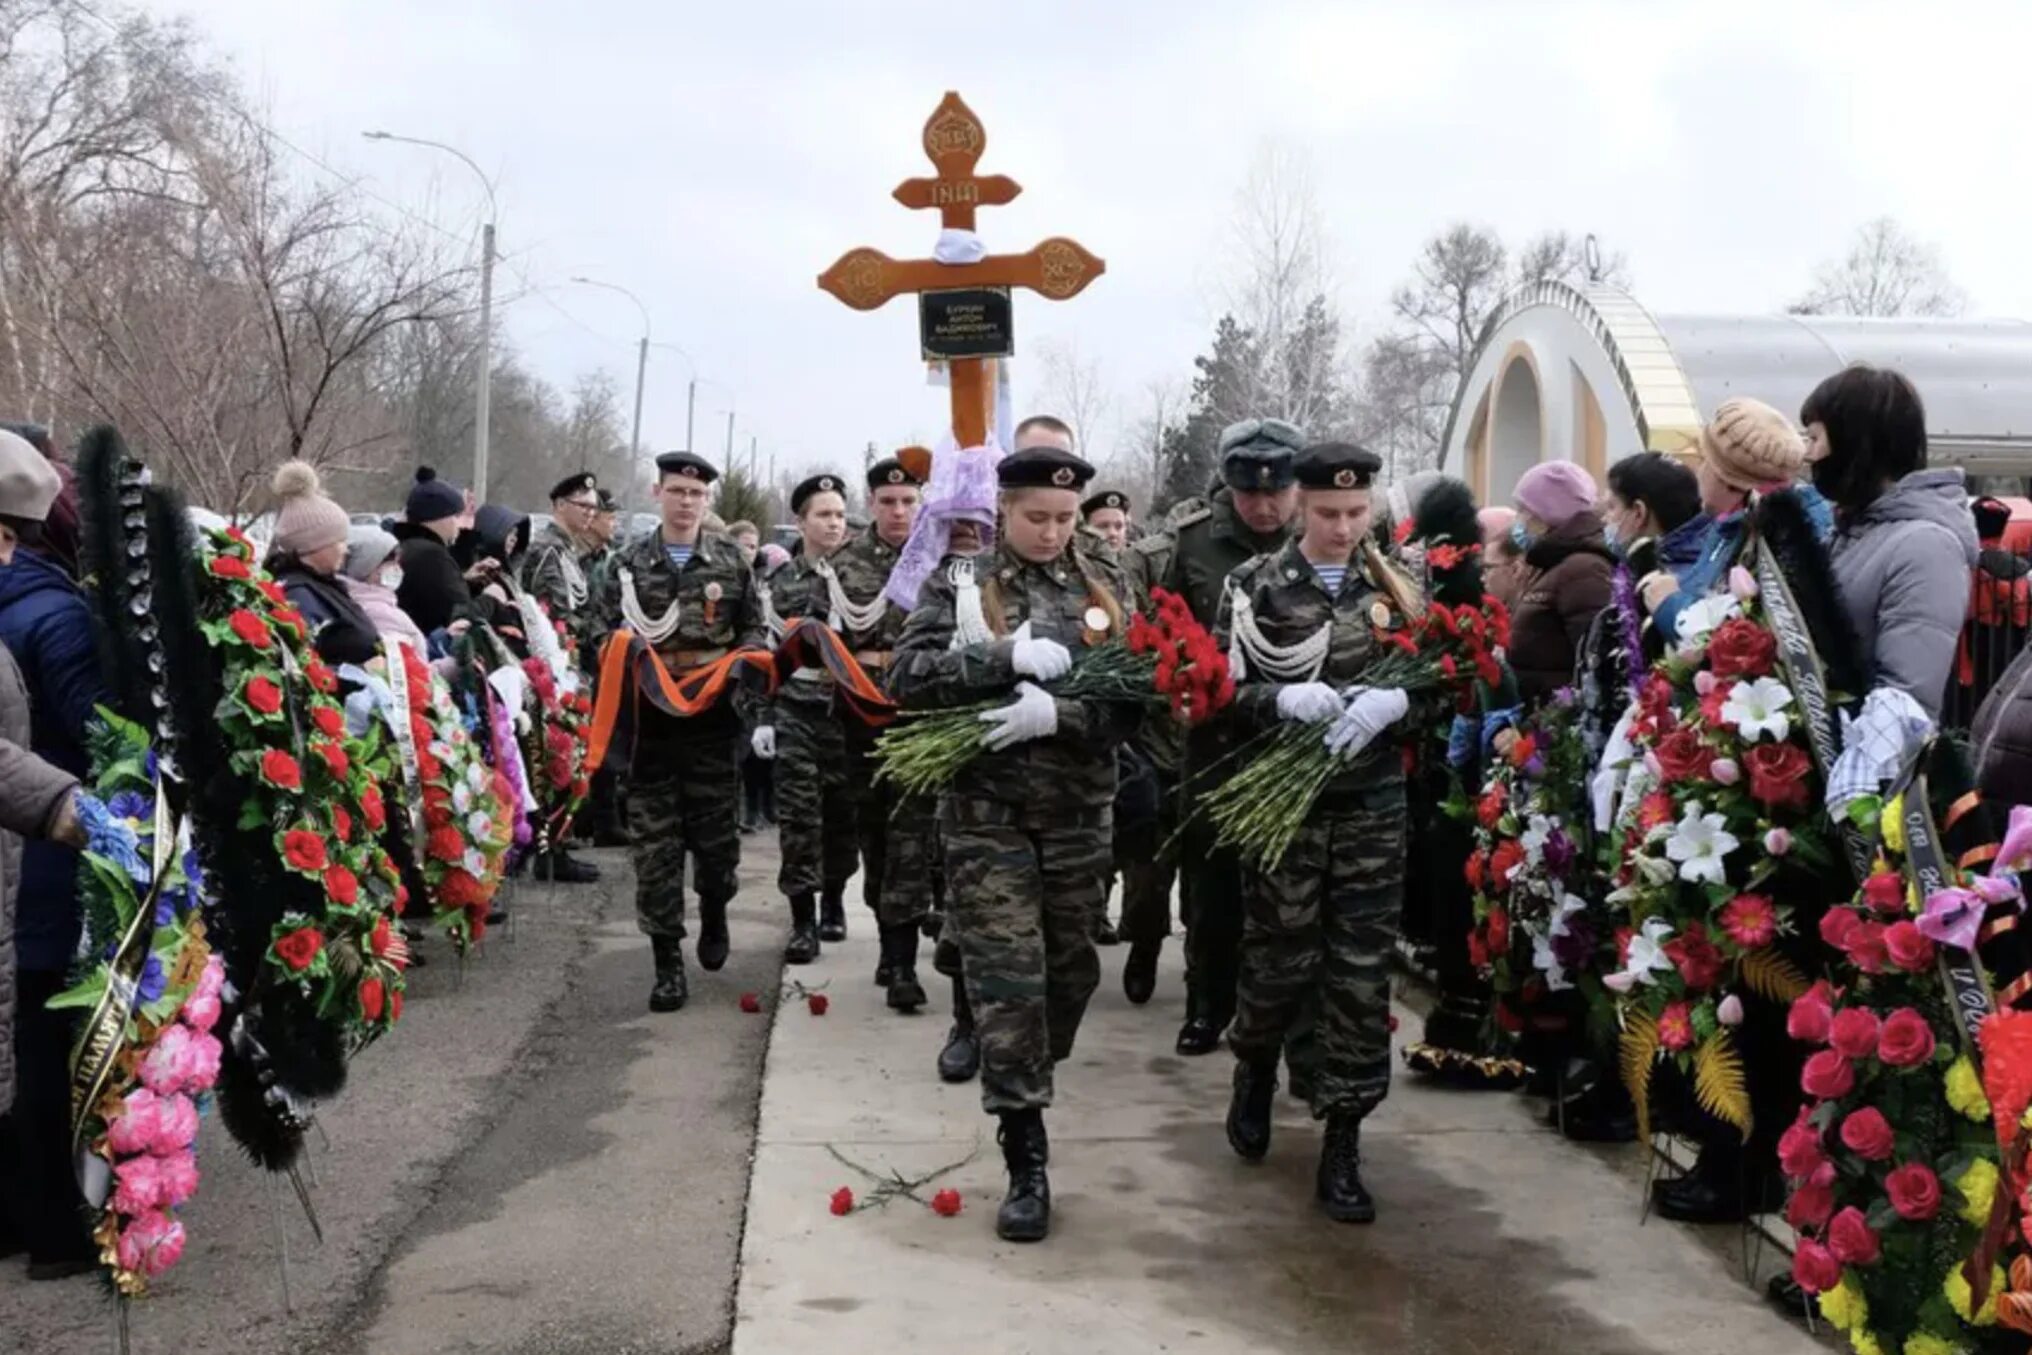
[1803,364,1977,724]
[1504,462,1614,703]
[264,462,380,667]
[341,525,428,653]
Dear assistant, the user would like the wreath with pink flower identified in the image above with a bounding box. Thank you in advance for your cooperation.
[519,615,593,841]
[393,643,513,946]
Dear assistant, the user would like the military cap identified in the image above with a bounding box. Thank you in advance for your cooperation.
[549,471,597,502]
[595,488,617,512]
[866,456,923,490]
[1294,441,1383,491]
[997,445,1095,491]
[791,472,848,515]
[655,451,718,483]
[1082,488,1130,518]
[1219,416,1305,491]
[0,429,60,540]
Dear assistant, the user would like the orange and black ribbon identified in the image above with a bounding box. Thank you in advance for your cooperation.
[585,631,776,774]
[772,617,899,728]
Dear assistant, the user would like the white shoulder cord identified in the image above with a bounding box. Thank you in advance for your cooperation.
[555,547,589,610]
[1224,577,1330,682]
[759,576,786,644]
[816,557,889,636]
[619,567,682,644]
[950,558,994,650]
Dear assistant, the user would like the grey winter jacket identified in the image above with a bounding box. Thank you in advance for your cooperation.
[0,640,80,1115]
[1828,469,1978,721]
[1972,641,2032,808]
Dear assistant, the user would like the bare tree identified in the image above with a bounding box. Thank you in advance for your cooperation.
[1030,334,1112,457]
[1100,374,1181,512]
[1791,216,1967,318]
[1514,230,1632,291]
[1390,224,1509,383]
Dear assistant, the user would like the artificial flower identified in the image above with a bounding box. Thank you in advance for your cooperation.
[1882,921,1935,973]
[242,674,284,716]
[280,829,328,874]
[1674,593,1742,647]
[1719,676,1795,743]
[807,993,830,1016]
[1817,1275,1868,1330]
[1821,907,1860,950]
[1830,1007,1882,1059]
[324,865,360,908]
[1844,920,1891,975]
[1604,917,1675,992]
[1708,615,1777,678]
[1827,1206,1882,1264]
[1946,1055,1992,1122]
[106,1087,163,1156]
[1793,1235,1843,1294]
[116,1211,186,1278]
[1664,924,1725,991]
[259,749,302,791]
[1745,741,1813,811]
[1838,1107,1895,1161]
[359,976,385,1022]
[1877,1008,1937,1069]
[313,741,349,778]
[1665,802,1739,886]
[1945,1262,2006,1326]
[1788,986,1835,1045]
[1765,827,1793,856]
[1861,869,1907,916]
[1902,1333,1959,1355]
[1658,1002,1695,1052]
[1654,727,1711,784]
[311,704,345,738]
[227,609,273,649]
[1955,1158,1999,1228]
[1785,1164,1836,1230]
[829,1187,854,1216]
[1885,1162,1941,1221]
[111,1152,167,1214]
[273,926,324,972]
[1709,757,1741,786]
[1720,893,1778,948]
[1802,1049,1856,1100]
[1717,993,1744,1026]
[360,783,387,832]
[931,1188,962,1217]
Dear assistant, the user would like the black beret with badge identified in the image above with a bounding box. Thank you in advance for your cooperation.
[595,488,617,512]
[1293,441,1383,491]
[866,456,923,490]
[549,470,597,502]
[1082,489,1130,518]
[1218,416,1305,491]
[791,472,848,515]
[996,445,1095,491]
[655,450,719,483]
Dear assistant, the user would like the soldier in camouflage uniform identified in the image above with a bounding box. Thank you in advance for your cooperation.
[1216,442,1421,1223]
[581,487,628,848]
[828,455,932,1011]
[753,473,860,963]
[523,471,603,663]
[595,451,764,1012]
[889,445,1134,1243]
[1129,418,1304,1052]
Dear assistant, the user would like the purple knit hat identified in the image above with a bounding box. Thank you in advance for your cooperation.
[1512,461,1599,530]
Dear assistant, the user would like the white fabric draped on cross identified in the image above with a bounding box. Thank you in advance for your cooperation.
[619,567,682,644]
[816,558,889,636]
[949,558,995,650]
[1223,578,1330,682]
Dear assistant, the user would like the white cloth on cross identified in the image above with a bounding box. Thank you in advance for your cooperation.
[934,229,986,264]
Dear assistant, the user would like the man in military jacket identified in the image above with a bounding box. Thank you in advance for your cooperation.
[524,471,603,662]
[1128,416,1304,1054]
[1214,441,1421,1225]
[595,451,764,1013]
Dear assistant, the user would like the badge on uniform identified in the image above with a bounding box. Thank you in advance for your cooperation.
[1082,604,1111,646]
[1370,600,1393,629]
[704,580,723,626]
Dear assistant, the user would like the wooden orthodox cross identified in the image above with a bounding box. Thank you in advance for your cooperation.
[818,92,1105,456]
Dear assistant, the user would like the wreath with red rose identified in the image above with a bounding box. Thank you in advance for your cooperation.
[394,644,513,945]
[519,615,593,840]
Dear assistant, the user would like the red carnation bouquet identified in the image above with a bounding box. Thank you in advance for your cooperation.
[518,616,593,844]
[397,645,513,945]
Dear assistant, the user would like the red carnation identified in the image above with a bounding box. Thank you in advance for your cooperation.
[1877,1008,1936,1068]
[242,674,284,715]
[808,993,829,1016]
[1708,617,1777,679]
[1664,924,1725,992]
[393,881,409,916]
[1697,678,1735,728]
[256,578,287,606]
[829,1187,854,1216]
[1637,791,1675,832]
[1477,784,1507,831]
[314,741,350,778]
[1826,1205,1881,1265]
[930,1188,962,1218]
[371,916,393,957]
[359,976,386,1022]
[1654,727,1712,784]
[1885,1162,1942,1221]
[360,784,387,832]
[304,658,337,694]
[740,992,762,1014]
[208,554,251,580]
[281,829,327,874]
[273,926,323,972]
[1485,907,1511,957]
[439,869,485,908]
[228,608,273,648]
[1745,742,1813,812]
[311,705,345,739]
[324,865,359,907]
[1487,840,1525,892]
[260,748,302,791]
[427,826,465,863]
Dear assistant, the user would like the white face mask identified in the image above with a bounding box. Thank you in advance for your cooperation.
[380,566,404,592]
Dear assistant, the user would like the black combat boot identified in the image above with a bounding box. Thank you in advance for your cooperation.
[1093,913,1120,946]
[784,893,822,965]
[874,940,894,988]
[648,936,688,1013]
[1225,1058,1278,1161]
[883,925,927,1013]
[1122,938,1160,1005]
[1316,1113,1375,1223]
[818,885,848,943]
[1175,982,1221,1056]
[938,976,980,1083]
[995,1108,1051,1242]
[696,895,730,972]
[1651,1143,1780,1223]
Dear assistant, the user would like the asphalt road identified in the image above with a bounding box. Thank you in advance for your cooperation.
[1,839,786,1355]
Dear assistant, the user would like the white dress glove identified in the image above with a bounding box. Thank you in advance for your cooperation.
[978,681,1059,751]
[1323,686,1410,757]
[751,725,777,760]
[1275,682,1342,724]
[1009,619,1073,683]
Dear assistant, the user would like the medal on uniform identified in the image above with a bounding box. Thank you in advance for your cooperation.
[704,580,722,627]
[1370,600,1393,629]
[1082,603,1111,646]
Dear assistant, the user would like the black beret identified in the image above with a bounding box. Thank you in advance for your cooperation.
[866,457,923,490]
[792,472,848,514]
[1082,489,1130,517]
[1293,441,1383,491]
[655,451,719,483]
[997,445,1095,492]
[595,488,617,512]
[550,471,597,502]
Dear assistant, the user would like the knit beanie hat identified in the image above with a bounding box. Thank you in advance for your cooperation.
[1512,460,1599,530]
[1699,398,1804,491]
[0,428,61,534]
[405,466,464,525]
[270,460,350,557]
[343,524,400,582]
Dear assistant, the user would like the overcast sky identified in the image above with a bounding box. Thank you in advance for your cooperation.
[173,0,2032,486]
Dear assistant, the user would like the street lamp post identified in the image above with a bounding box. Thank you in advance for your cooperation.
[364,130,498,501]
[569,276,652,479]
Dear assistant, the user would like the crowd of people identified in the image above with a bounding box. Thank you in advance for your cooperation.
[5,361,2032,1352]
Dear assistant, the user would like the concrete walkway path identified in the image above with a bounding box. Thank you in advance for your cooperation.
[733,932,1826,1355]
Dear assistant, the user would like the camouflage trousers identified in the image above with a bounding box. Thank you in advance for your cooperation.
[940,796,1109,1114]
[1114,767,1179,946]
[627,712,743,939]
[775,698,860,898]
[1230,778,1406,1121]
[1178,806,1246,1021]
[845,725,941,928]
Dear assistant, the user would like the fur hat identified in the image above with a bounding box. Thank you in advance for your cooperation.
[1700,398,1805,491]
[270,460,350,557]
[1512,461,1598,530]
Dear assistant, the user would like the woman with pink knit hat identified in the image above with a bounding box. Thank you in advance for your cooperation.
[1504,461,1615,702]
[264,460,382,666]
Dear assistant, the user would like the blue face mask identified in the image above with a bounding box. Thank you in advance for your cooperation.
[1509,520,1534,553]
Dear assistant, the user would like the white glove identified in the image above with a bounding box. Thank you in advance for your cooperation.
[751,725,777,760]
[1009,620,1072,683]
[1275,682,1342,724]
[978,681,1059,751]
[1323,686,1410,758]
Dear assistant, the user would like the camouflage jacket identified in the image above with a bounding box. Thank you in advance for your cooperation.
[829,526,911,654]
[763,547,841,716]
[595,526,765,674]
[1216,539,1426,789]
[889,541,1135,811]
[520,520,597,650]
